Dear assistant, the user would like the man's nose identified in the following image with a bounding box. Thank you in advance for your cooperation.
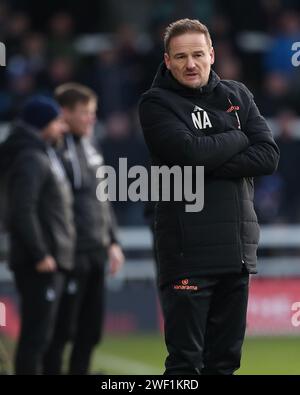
[186,56,196,69]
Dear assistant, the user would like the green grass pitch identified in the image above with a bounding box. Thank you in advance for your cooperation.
[1,333,300,374]
[90,334,300,375]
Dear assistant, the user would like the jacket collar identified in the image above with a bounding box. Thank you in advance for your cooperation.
[151,61,220,97]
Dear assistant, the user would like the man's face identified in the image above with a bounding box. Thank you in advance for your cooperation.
[164,32,214,89]
[41,116,69,143]
[62,100,97,137]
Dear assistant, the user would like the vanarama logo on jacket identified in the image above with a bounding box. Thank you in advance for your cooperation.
[173,279,198,291]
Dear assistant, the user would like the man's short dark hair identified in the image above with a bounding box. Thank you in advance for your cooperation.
[164,18,212,53]
[55,82,97,109]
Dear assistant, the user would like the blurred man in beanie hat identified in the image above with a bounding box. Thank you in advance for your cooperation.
[1,95,76,374]
[20,95,62,130]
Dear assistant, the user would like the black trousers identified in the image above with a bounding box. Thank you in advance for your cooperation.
[43,250,106,375]
[159,271,249,375]
[14,270,65,375]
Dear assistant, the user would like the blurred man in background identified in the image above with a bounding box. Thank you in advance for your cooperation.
[44,83,124,375]
[1,95,75,374]
[139,18,279,375]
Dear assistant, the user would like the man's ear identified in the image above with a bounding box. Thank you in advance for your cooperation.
[164,52,171,70]
[210,47,215,65]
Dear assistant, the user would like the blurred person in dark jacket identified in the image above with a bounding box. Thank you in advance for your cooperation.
[44,83,124,375]
[1,95,75,374]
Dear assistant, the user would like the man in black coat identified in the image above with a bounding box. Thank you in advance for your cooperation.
[2,96,75,374]
[43,83,124,375]
[139,19,280,375]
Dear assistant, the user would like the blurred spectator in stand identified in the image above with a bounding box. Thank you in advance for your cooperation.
[210,14,233,42]
[47,12,77,59]
[256,72,291,117]
[85,47,121,117]
[275,110,300,221]
[1,32,46,118]
[21,32,47,75]
[208,17,244,83]
[214,53,243,81]
[100,111,148,225]
[85,45,138,118]
[0,1,10,40]
[115,24,144,102]
[210,15,237,71]
[140,18,166,91]
[5,12,31,57]
[255,110,300,223]
[38,55,76,93]
[1,62,36,120]
[263,10,300,78]
[254,173,283,224]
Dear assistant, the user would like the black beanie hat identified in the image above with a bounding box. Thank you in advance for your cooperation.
[20,95,61,130]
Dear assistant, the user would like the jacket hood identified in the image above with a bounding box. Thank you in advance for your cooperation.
[151,61,220,97]
[0,122,46,173]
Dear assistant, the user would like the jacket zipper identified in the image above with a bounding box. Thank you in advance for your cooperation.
[227,98,241,130]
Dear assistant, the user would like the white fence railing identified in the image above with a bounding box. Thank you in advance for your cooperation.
[1,225,300,283]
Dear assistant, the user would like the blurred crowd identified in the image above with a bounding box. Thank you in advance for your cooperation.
[1,0,300,224]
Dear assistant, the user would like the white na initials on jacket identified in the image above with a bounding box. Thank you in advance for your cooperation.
[191,106,212,130]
